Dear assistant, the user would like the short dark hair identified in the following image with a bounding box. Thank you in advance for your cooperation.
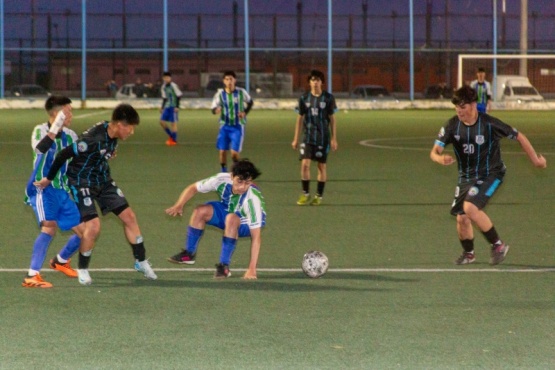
[112,104,140,125]
[163,71,172,77]
[45,96,72,112]
[477,67,486,73]
[451,85,477,106]
[307,69,325,84]
[231,159,261,181]
[223,70,236,79]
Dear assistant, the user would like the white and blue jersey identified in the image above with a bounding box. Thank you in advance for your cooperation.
[469,80,492,113]
[196,172,266,233]
[25,123,81,230]
[161,82,183,123]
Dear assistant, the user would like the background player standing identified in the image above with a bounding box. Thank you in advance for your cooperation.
[210,70,253,172]
[23,96,85,288]
[291,69,338,206]
[469,67,492,113]
[34,104,157,284]
[159,71,183,146]
[430,85,546,265]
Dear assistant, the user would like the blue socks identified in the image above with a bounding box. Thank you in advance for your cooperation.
[186,226,204,254]
[30,232,53,271]
[220,236,237,265]
[59,234,80,261]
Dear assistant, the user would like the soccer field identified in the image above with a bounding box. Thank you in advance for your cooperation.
[1,108,554,369]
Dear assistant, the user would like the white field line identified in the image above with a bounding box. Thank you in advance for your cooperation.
[2,267,554,273]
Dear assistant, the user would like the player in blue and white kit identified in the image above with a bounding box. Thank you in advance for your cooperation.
[159,71,183,146]
[210,71,253,172]
[469,67,492,113]
[23,96,85,288]
[430,85,546,266]
[166,159,265,279]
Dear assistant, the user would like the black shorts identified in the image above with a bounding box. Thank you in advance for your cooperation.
[299,143,329,163]
[450,172,505,216]
[70,181,129,221]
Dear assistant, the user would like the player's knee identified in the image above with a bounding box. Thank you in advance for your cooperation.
[225,213,241,228]
[40,223,57,236]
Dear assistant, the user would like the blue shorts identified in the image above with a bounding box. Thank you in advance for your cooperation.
[29,186,81,231]
[477,103,487,113]
[161,107,179,123]
[206,201,251,237]
[216,124,244,152]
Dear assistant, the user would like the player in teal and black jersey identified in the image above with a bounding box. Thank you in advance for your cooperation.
[292,69,338,206]
[34,104,157,284]
[210,70,254,172]
[159,71,183,146]
[430,85,546,266]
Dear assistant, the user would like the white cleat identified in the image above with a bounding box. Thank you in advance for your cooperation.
[135,259,158,280]
[77,269,92,286]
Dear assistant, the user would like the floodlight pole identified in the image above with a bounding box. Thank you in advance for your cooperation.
[0,0,4,99]
[244,0,250,93]
[163,0,168,72]
[81,0,87,105]
[327,0,332,93]
[409,0,414,101]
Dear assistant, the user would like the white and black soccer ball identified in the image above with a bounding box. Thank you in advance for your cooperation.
[301,250,329,278]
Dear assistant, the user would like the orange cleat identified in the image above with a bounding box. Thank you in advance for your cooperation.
[49,258,78,278]
[165,138,177,146]
[22,273,53,288]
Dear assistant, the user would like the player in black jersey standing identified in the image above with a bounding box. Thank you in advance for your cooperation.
[292,70,338,206]
[430,85,546,265]
[34,104,157,284]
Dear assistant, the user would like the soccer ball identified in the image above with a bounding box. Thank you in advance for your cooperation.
[301,250,329,278]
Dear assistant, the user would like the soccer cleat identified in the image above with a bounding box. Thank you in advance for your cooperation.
[135,259,158,280]
[77,269,92,286]
[22,274,53,288]
[454,252,476,265]
[167,250,196,265]
[490,243,509,266]
[214,263,231,279]
[297,193,310,205]
[49,257,78,278]
[165,138,177,146]
[310,195,322,206]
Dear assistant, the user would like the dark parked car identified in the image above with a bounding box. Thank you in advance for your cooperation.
[352,85,395,100]
[424,83,453,99]
[9,84,51,97]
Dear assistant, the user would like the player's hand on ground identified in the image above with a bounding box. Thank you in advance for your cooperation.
[33,178,51,189]
[534,154,547,168]
[242,269,257,280]
[165,205,183,217]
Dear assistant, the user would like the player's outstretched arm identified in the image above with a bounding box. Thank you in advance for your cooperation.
[165,183,199,217]
[243,227,261,280]
[517,132,547,168]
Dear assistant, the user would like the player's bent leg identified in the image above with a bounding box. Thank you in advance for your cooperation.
[190,204,214,229]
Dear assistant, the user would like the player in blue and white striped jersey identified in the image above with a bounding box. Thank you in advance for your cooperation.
[210,71,253,172]
[430,85,546,266]
[159,71,183,146]
[166,159,265,279]
[22,96,85,288]
[469,67,492,113]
